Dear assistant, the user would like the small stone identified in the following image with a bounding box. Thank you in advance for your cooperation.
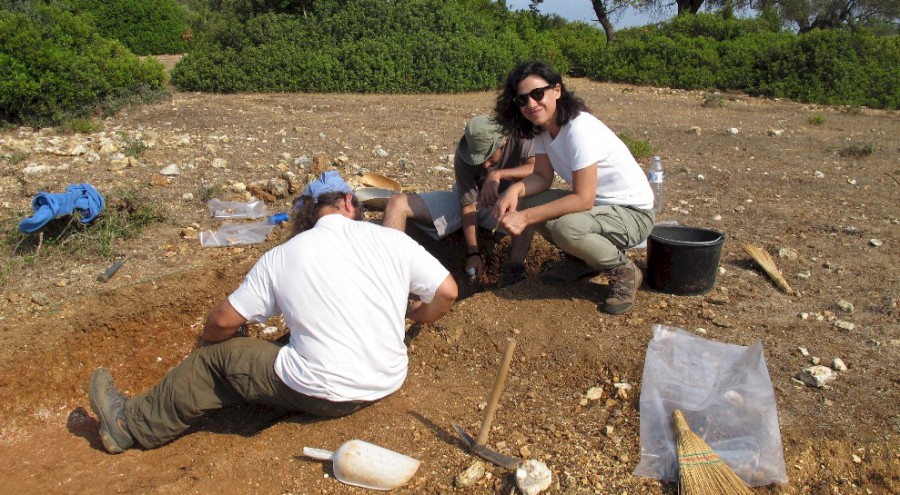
[515,459,553,495]
[454,461,485,488]
[690,126,702,135]
[519,445,532,458]
[603,425,614,437]
[585,387,603,401]
[836,300,854,313]
[797,269,811,279]
[851,454,862,464]
[717,266,726,275]
[697,174,705,181]
[767,128,784,137]
[778,247,798,260]
[182,192,194,201]
[832,358,847,372]
[832,320,855,331]
[694,328,707,335]
[31,292,49,306]
[814,171,825,179]
[160,163,181,176]
[795,365,837,388]
[798,347,810,356]
[23,164,49,175]
[869,239,882,247]
[726,127,739,135]
[211,158,227,169]
[375,148,389,158]
[811,356,821,365]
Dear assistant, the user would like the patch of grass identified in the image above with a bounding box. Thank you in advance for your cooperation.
[808,114,826,126]
[2,190,168,266]
[59,118,99,134]
[195,184,224,204]
[122,137,148,157]
[617,132,654,159]
[838,141,874,158]
[702,93,725,108]
[3,151,29,165]
[845,106,864,115]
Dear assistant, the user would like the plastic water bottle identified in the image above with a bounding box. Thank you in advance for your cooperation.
[268,212,289,224]
[648,156,664,213]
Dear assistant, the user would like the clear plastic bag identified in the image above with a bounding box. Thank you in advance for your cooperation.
[207,198,268,219]
[633,325,787,486]
[199,220,276,247]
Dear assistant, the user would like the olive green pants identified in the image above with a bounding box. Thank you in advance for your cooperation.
[522,189,655,271]
[125,337,372,449]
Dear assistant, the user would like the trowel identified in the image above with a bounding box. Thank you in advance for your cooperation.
[451,337,523,470]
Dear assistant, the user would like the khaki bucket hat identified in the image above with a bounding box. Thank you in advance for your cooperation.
[456,116,504,166]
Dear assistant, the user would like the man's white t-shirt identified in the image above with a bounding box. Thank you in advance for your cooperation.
[534,112,654,210]
[228,214,449,402]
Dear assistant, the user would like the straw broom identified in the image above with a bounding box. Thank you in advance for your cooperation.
[672,410,755,495]
[742,244,794,295]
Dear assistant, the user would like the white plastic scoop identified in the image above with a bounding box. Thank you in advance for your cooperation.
[303,439,421,491]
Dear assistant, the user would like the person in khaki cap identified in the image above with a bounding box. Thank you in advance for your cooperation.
[383,115,535,286]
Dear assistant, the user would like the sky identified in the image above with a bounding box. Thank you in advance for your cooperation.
[505,0,666,29]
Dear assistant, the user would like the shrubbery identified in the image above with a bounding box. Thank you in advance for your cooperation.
[62,0,189,55]
[0,3,168,127]
[171,0,571,93]
[583,13,899,108]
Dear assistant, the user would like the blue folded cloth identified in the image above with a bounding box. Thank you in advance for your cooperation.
[18,183,105,233]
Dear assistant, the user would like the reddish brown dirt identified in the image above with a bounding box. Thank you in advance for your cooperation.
[0,69,897,494]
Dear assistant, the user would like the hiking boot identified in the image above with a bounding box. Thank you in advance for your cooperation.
[88,368,134,454]
[603,259,642,315]
[497,262,526,288]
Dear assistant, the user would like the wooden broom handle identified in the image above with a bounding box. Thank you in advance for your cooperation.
[476,337,517,446]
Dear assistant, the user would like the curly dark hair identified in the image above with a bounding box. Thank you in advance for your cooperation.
[289,191,362,237]
[494,60,589,139]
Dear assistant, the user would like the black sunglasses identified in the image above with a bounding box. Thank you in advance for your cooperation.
[513,84,555,107]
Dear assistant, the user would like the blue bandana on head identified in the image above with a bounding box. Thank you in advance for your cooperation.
[300,170,353,207]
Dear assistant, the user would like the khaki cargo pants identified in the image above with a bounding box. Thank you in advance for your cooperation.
[522,189,655,271]
[125,337,372,449]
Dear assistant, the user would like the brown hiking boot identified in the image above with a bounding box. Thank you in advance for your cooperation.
[88,368,135,454]
[603,259,642,315]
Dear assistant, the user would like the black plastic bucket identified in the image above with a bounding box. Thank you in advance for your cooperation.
[647,225,726,296]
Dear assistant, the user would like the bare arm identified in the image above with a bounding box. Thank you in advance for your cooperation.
[407,274,458,324]
[201,299,247,343]
[480,156,537,207]
[498,162,598,236]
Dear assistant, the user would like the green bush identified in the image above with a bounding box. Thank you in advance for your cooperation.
[759,29,900,108]
[172,0,576,93]
[584,14,898,109]
[63,0,190,55]
[0,3,169,127]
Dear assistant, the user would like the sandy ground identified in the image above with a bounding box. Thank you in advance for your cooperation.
[0,70,898,494]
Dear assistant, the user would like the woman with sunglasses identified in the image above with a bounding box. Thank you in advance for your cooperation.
[493,60,655,314]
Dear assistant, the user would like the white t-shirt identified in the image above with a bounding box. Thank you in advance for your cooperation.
[534,112,654,210]
[228,214,449,402]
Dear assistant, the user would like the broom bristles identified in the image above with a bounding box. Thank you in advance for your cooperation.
[742,244,794,295]
[673,410,755,495]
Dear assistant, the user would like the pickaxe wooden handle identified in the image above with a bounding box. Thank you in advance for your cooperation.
[475,337,516,446]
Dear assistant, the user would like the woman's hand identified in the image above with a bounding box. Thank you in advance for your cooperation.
[493,182,522,221]
[498,210,529,236]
